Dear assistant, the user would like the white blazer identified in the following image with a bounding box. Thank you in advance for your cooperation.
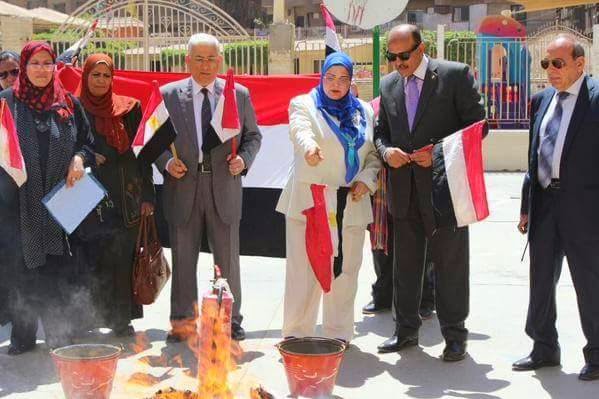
[276,93,382,226]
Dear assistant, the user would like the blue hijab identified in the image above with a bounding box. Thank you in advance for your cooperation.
[313,52,366,184]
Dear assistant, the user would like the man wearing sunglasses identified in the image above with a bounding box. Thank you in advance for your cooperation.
[374,24,484,361]
[514,34,599,381]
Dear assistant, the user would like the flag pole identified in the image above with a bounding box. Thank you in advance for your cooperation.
[170,143,179,161]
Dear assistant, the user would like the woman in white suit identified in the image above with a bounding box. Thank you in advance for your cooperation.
[277,52,381,343]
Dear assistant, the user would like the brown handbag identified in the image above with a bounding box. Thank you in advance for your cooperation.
[132,214,171,305]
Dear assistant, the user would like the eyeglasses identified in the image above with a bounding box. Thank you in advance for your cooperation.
[323,74,351,85]
[27,63,55,71]
[0,68,18,79]
[386,42,421,62]
[540,58,566,70]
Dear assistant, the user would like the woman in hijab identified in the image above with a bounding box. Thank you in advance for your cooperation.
[0,50,20,90]
[0,42,95,354]
[78,54,154,337]
[276,52,381,344]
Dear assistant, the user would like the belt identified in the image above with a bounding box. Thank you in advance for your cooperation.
[198,153,212,173]
[545,179,560,191]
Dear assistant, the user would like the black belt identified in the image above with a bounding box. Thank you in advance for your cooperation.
[198,153,212,173]
[545,179,560,191]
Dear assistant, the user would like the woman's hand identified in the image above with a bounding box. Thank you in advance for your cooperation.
[350,181,370,202]
[305,146,324,166]
[95,152,107,166]
[66,154,85,188]
[141,202,154,217]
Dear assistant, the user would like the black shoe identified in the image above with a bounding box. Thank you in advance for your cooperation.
[7,342,36,356]
[362,300,391,315]
[377,334,418,353]
[442,341,467,362]
[579,364,599,381]
[419,307,434,320]
[512,352,561,371]
[165,331,184,343]
[232,323,246,341]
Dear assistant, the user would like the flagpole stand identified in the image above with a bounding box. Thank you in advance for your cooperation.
[372,25,381,98]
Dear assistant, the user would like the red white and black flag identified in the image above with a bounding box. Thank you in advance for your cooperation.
[321,3,341,56]
[432,120,490,228]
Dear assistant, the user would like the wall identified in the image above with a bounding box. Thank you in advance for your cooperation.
[484,129,528,171]
[0,15,33,51]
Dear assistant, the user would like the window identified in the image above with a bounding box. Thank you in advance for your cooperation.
[407,11,424,25]
[313,59,324,73]
[453,6,469,22]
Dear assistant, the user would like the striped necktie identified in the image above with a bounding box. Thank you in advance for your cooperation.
[538,91,569,188]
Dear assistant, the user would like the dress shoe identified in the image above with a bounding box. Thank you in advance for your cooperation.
[377,334,418,353]
[362,300,391,315]
[512,352,560,371]
[442,341,467,362]
[7,342,36,356]
[419,307,434,320]
[579,363,599,381]
[232,323,246,341]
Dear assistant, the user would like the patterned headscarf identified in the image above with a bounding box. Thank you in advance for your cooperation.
[14,41,73,120]
[78,53,136,154]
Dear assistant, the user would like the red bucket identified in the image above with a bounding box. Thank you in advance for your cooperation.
[277,337,346,398]
[51,344,122,399]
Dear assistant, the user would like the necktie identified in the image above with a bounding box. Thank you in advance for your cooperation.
[201,87,220,154]
[538,91,569,188]
[405,75,420,132]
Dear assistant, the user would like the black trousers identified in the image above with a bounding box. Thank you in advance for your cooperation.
[370,216,435,310]
[527,187,599,365]
[393,184,469,342]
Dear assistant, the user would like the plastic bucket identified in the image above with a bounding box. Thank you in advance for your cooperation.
[51,344,122,399]
[277,337,346,398]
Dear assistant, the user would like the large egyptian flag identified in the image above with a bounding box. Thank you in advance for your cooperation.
[0,99,26,187]
[58,68,319,256]
[432,120,490,228]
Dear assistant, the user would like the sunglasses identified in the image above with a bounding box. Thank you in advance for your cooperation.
[540,58,566,70]
[386,42,421,62]
[0,68,19,80]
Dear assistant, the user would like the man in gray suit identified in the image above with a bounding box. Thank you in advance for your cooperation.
[156,33,262,341]
[374,25,484,360]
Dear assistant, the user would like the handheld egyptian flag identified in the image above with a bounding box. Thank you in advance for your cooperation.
[211,68,241,148]
[321,4,341,56]
[432,120,490,228]
[57,19,99,65]
[302,184,339,293]
[0,99,26,187]
[132,81,177,164]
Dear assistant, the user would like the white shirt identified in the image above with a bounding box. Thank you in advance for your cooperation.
[403,55,429,92]
[191,78,216,163]
[538,73,585,180]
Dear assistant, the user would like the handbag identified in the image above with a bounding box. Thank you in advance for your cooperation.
[132,214,171,305]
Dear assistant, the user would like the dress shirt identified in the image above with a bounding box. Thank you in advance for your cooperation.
[538,73,585,180]
[403,55,428,96]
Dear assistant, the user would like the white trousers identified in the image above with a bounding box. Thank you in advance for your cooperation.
[282,217,365,342]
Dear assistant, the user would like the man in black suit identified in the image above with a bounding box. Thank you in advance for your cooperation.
[513,34,599,381]
[374,24,484,361]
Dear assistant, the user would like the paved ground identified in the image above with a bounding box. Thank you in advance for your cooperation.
[1,173,598,398]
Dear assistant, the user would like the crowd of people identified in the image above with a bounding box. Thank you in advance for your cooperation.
[0,23,597,382]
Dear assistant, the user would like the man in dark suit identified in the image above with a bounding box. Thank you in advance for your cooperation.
[374,24,484,361]
[513,34,599,381]
[156,33,262,342]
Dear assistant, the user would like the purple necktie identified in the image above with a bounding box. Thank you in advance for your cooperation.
[405,75,420,132]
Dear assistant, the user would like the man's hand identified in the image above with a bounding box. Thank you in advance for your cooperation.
[305,146,324,167]
[227,154,246,176]
[66,154,85,188]
[167,158,188,179]
[410,145,433,168]
[350,181,370,202]
[140,202,154,217]
[385,147,411,168]
[518,214,528,234]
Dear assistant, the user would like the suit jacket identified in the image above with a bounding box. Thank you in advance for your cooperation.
[521,76,599,240]
[276,94,382,227]
[155,77,262,226]
[374,59,485,229]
